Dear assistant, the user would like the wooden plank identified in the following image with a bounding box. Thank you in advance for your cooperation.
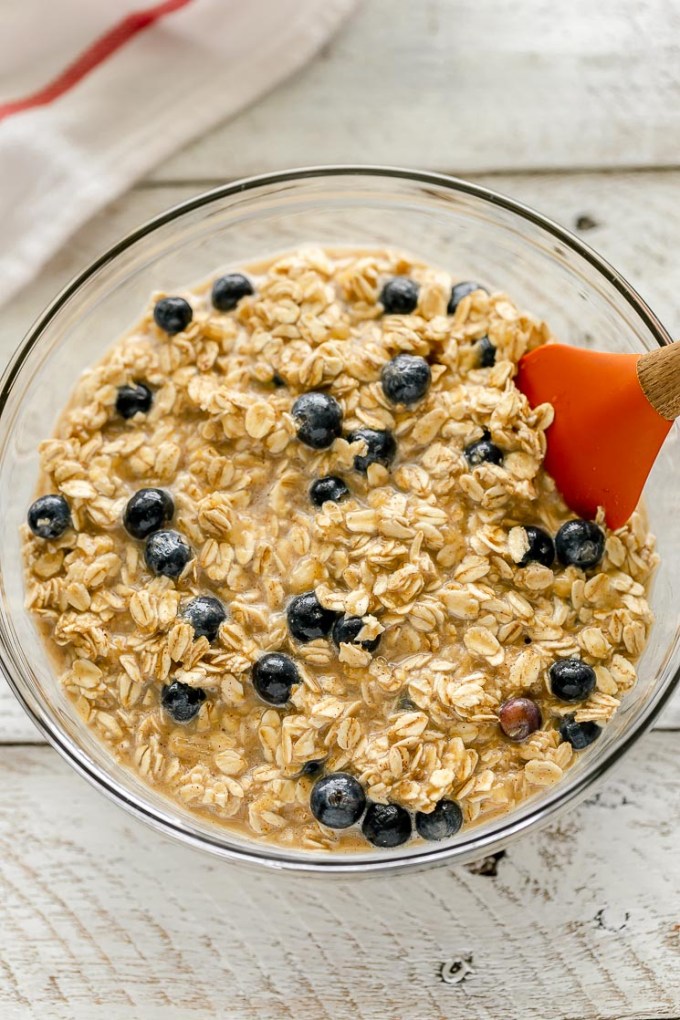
[0,735,678,1019]
[2,170,680,742]
[149,0,680,181]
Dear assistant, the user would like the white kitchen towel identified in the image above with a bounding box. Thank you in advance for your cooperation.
[0,0,359,306]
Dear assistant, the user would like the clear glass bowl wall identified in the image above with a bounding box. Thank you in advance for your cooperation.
[0,169,677,873]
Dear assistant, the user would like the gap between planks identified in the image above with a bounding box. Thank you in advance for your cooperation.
[137,163,680,189]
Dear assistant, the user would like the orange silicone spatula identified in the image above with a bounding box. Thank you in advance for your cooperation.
[515,341,680,529]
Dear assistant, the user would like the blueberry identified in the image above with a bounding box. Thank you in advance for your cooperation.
[292,392,343,449]
[380,277,420,315]
[516,526,555,568]
[27,494,71,540]
[181,595,226,643]
[555,519,605,570]
[300,759,325,777]
[476,336,496,367]
[347,428,397,473]
[464,433,504,466]
[115,383,152,419]
[559,715,602,750]
[144,529,192,579]
[287,591,338,643]
[153,296,193,335]
[549,659,597,702]
[211,272,254,311]
[498,697,542,741]
[448,280,487,314]
[309,475,350,507]
[415,800,463,841]
[123,488,174,540]
[331,615,381,652]
[162,680,205,722]
[381,354,431,405]
[362,801,412,848]
[252,652,300,705]
[310,773,366,829]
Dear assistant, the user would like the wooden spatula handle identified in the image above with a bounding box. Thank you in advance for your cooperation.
[637,341,680,421]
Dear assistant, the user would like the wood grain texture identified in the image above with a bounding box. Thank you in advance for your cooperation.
[2,170,679,740]
[0,736,678,1020]
[148,0,680,181]
[637,341,680,420]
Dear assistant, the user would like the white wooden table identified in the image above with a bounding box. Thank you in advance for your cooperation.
[1,3,679,1017]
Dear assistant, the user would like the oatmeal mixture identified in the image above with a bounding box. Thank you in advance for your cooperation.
[22,248,658,851]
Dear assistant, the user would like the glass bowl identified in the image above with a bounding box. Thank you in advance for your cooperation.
[1,167,677,875]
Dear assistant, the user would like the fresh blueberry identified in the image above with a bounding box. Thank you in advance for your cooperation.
[516,526,555,568]
[559,715,602,750]
[476,336,496,367]
[292,392,343,449]
[181,595,226,643]
[161,680,206,723]
[211,272,254,311]
[310,475,349,507]
[555,519,605,570]
[498,697,542,741]
[27,494,71,540]
[115,383,152,419]
[153,296,193,335]
[144,529,193,579]
[549,659,597,702]
[252,652,300,705]
[447,280,487,314]
[464,433,504,466]
[380,277,420,315]
[415,800,463,841]
[347,428,397,473]
[300,759,325,777]
[123,488,174,540]
[331,615,381,652]
[287,591,338,643]
[362,801,412,848]
[381,354,431,405]
[310,773,366,829]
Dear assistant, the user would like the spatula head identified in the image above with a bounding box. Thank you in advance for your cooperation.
[515,344,672,529]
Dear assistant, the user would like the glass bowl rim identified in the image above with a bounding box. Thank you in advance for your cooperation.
[0,164,677,874]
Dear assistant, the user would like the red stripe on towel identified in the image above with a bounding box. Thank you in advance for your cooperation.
[0,0,193,122]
